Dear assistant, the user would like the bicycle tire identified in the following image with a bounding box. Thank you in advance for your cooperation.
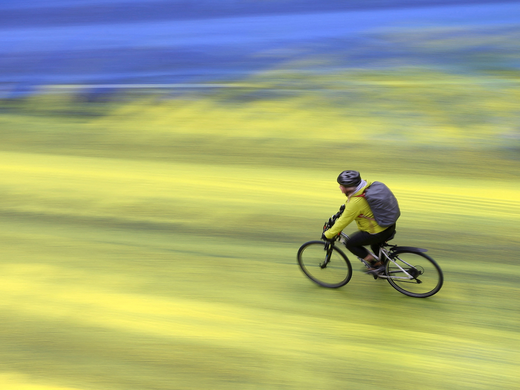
[385,250,443,298]
[297,241,352,288]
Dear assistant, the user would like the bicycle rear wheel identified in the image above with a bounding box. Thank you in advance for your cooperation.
[385,250,443,298]
[297,241,352,288]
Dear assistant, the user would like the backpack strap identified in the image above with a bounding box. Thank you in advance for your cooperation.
[354,189,376,232]
[357,213,376,233]
[353,186,368,199]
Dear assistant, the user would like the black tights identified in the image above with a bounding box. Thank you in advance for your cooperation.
[345,225,396,260]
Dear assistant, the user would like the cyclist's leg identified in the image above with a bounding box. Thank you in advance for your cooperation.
[346,226,396,269]
[345,230,372,259]
[369,225,396,259]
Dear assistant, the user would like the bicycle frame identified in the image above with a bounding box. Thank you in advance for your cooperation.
[339,232,417,281]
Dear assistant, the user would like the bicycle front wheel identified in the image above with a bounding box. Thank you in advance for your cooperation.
[385,250,443,298]
[297,241,352,288]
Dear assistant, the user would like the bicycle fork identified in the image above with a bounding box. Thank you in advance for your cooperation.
[320,243,334,269]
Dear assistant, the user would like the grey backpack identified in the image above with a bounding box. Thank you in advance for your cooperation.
[355,181,400,227]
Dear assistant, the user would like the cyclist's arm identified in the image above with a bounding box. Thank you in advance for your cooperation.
[324,202,359,238]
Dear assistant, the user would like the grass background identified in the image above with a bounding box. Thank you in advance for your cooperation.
[0,66,519,389]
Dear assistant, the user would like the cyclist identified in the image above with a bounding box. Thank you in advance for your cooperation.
[321,170,396,275]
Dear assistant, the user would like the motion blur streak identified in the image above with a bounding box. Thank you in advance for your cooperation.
[0,1,519,389]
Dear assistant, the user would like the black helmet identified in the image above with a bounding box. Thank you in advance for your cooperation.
[337,170,361,187]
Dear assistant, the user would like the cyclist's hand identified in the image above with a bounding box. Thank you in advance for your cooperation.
[321,232,337,243]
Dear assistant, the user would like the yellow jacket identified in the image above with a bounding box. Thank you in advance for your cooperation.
[324,180,389,238]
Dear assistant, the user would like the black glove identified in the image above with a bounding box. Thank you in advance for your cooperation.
[321,232,337,243]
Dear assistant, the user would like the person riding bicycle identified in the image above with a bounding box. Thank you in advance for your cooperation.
[321,170,396,275]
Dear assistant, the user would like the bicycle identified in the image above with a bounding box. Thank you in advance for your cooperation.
[297,210,444,298]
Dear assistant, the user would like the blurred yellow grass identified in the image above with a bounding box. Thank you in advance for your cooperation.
[1,253,518,389]
[73,68,520,149]
[0,373,82,390]
[1,68,520,389]
[1,254,518,388]
[1,150,518,238]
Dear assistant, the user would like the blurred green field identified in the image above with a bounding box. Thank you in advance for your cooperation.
[1,69,519,389]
